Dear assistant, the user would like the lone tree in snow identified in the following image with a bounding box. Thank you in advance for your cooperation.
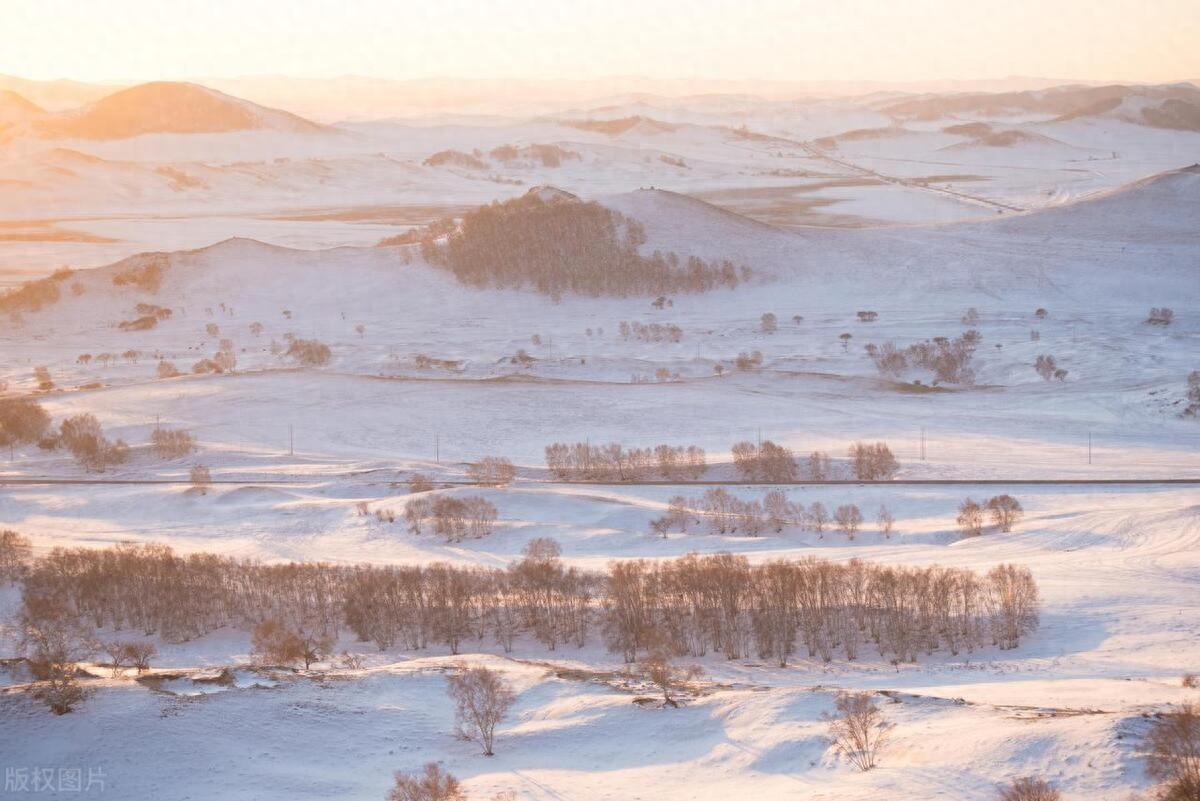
[760,312,777,334]
[0,530,33,580]
[190,464,213,494]
[826,691,890,772]
[957,498,985,537]
[986,495,1023,532]
[876,505,895,538]
[446,664,516,756]
[834,504,863,540]
[386,763,466,801]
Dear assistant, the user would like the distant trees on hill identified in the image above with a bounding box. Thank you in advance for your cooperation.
[545,442,706,481]
[419,193,746,297]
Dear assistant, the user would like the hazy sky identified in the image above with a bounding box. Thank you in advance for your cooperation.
[4,0,1198,84]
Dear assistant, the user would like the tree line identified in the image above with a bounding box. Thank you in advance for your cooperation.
[543,440,897,482]
[13,540,1039,669]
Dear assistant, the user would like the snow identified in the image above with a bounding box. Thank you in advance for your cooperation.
[1,82,1199,801]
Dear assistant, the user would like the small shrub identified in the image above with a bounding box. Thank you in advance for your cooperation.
[997,777,1060,801]
[387,763,466,801]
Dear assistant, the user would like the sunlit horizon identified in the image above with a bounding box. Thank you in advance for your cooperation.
[4,0,1199,87]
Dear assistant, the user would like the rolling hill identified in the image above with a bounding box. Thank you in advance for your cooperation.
[30,82,329,140]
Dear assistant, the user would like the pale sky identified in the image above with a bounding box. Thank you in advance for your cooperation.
[3,0,1198,85]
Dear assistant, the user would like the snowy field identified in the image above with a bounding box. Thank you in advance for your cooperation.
[1,81,1199,801]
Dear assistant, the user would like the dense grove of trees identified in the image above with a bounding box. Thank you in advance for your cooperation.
[545,442,706,481]
[13,542,1040,668]
[419,193,746,297]
[864,331,980,384]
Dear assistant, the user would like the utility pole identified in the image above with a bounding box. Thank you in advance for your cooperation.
[435,433,440,464]
[289,424,294,457]
[920,428,926,461]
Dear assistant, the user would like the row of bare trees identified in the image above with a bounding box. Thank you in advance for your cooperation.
[544,442,706,481]
[544,440,897,483]
[652,491,892,539]
[602,554,1038,665]
[15,541,1039,669]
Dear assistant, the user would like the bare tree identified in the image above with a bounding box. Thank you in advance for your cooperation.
[876,505,895,538]
[957,498,984,537]
[826,691,890,771]
[387,763,466,801]
[0,397,51,447]
[849,442,898,480]
[760,312,777,334]
[986,495,1023,532]
[834,504,863,540]
[1145,703,1200,800]
[808,451,830,481]
[0,529,32,581]
[808,502,829,534]
[409,473,434,493]
[997,777,1061,801]
[18,598,95,714]
[446,664,516,756]
[190,464,213,494]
